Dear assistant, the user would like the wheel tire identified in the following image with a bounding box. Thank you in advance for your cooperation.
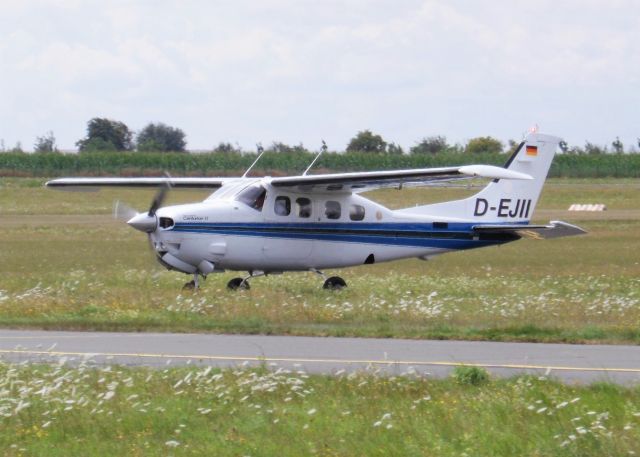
[182,280,196,291]
[323,276,347,290]
[227,277,250,291]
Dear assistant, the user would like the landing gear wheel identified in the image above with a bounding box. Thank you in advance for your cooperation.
[323,276,347,290]
[182,280,196,291]
[227,277,250,291]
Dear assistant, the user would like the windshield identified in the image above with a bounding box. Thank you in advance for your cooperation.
[235,184,267,211]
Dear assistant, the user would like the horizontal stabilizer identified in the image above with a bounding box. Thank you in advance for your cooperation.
[473,220,587,239]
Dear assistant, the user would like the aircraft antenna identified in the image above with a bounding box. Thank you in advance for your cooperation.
[303,140,327,176]
[242,143,266,178]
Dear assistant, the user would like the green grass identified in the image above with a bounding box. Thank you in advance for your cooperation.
[1,362,640,456]
[0,178,639,343]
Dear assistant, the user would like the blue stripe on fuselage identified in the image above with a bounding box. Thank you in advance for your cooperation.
[169,221,521,249]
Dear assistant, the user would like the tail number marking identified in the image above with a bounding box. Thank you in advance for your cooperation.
[474,198,532,218]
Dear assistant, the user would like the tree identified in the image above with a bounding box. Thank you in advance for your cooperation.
[34,131,58,153]
[584,141,607,155]
[410,136,448,155]
[387,142,404,155]
[77,118,133,152]
[137,122,187,152]
[612,137,623,154]
[465,136,503,154]
[9,141,24,153]
[266,142,309,154]
[213,142,241,154]
[346,130,387,154]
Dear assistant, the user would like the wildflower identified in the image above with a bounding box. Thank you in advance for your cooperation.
[165,440,180,447]
[307,408,317,416]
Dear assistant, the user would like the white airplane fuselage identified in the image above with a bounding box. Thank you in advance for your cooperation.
[149,179,510,275]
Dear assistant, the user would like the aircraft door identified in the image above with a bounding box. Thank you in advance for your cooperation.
[263,194,313,263]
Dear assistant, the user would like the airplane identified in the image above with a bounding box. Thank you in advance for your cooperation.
[46,132,585,291]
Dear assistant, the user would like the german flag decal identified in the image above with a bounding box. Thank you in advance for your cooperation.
[526,145,538,156]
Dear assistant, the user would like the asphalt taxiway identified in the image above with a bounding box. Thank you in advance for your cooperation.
[1,329,639,384]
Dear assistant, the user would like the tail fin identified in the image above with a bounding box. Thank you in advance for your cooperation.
[399,133,560,222]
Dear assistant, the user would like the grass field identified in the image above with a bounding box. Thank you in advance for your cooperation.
[1,361,640,456]
[0,178,638,343]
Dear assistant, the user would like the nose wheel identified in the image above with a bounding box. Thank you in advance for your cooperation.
[182,273,202,291]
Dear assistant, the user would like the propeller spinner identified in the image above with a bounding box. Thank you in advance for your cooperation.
[114,178,172,233]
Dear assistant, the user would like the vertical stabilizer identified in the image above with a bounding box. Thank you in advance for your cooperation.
[398,133,560,223]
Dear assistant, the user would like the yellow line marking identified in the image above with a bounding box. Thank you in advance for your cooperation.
[0,335,104,340]
[1,349,639,373]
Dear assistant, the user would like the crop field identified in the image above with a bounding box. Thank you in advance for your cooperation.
[0,178,639,343]
[1,361,640,456]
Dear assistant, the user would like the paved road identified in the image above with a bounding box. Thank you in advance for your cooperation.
[1,329,639,384]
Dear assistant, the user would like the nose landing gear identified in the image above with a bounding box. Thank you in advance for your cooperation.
[182,272,202,291]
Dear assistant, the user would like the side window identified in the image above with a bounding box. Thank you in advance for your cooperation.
[325,201,341,220]
[296,197,312,218]
[274,196,291,216]
[235,184,267,211]
[349,204,365,221]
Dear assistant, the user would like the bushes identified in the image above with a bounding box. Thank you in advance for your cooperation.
[452,366,490,386]
[0,151,638,178]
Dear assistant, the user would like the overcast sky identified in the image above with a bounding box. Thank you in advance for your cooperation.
[1,0,639,151]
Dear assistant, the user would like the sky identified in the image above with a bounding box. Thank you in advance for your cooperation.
[1,0,639,152]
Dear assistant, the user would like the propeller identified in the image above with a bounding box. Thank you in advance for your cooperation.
[113,174,173,233]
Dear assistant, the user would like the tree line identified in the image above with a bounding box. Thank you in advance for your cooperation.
[2,118,639,155]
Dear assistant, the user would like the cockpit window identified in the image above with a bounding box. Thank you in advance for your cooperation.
[235,184,267,211]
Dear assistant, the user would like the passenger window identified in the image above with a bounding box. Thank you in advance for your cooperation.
[296,197,312,218]
[274,196,291,216]
[349,204,365,221]
[235,184,267,211]
[325,201,341,220]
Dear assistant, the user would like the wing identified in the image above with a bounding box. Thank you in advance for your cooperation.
[45,177,234,190]
[269,165,532,193]
[473,220,587,240]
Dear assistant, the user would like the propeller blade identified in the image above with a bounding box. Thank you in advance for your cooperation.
[148,173,173,217]
[114,200,139,222]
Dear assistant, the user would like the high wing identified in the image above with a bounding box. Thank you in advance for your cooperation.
[270,165,532,193]
[473,221,587,239]
[45,177,233,190]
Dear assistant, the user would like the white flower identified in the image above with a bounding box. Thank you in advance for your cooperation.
[307,408,317,416]
[165,440,180,447]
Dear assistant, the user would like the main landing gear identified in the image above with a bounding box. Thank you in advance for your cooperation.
[322,276,347,290]
[311,269,347,290]
[226,271,266,291]
[227,277,250,291]
[223,270,348,291]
